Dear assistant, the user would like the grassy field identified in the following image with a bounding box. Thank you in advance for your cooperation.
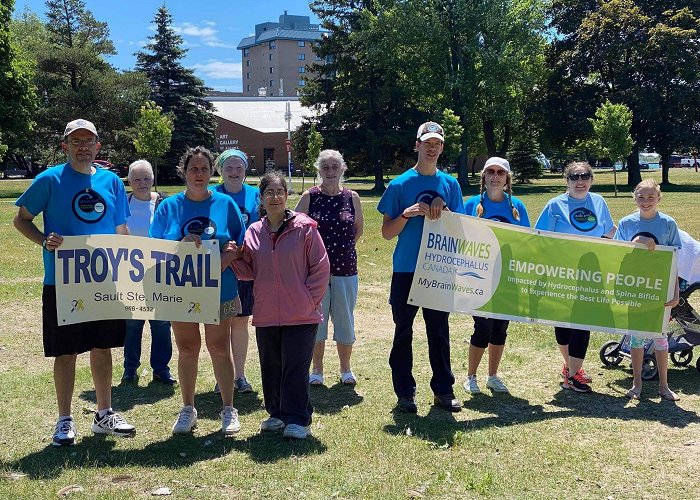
[0,169,699,499]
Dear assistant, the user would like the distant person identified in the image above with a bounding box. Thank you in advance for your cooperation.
[462,157,530,395]
[121,160,175,386]
[150,146,246,435]
[14,119,136,446]
[229,170,330,439]
[377,121,464,413]
[535,161,616,393]
[213,149,261,394]
[295,149,363,386]
[614,179,680,401]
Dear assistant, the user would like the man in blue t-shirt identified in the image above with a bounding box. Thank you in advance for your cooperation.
[377,121,463,413]
[14,119,136,446]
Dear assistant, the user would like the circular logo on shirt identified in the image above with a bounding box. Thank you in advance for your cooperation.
[72,189,107,223]
[415,190,442,206]
[238,205,250,226]
[181,217,217,239]
[632,231,659,244]
[569,207,598,232]
[488,215,512,224]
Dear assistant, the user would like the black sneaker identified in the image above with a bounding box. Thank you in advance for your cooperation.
[91,410,136,437]
[433,394,462,412]
[567,372,592,393]
[397,396,418,413]
[153,371,177,386]
[52,418,77,447]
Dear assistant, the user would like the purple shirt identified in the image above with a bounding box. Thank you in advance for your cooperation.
[308,186,357,276]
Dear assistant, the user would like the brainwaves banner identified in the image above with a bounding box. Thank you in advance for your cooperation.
[55,235,221,325]
[408,212,677,337]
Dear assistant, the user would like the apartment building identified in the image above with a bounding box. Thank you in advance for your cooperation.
[237,11,324,97]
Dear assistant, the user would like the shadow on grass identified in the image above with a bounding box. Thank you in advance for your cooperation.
[382,373,699,446]
[4,430,327,479]
[310,382,364,415]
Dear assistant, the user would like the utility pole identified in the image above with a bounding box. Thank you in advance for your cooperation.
[285,101,293,191]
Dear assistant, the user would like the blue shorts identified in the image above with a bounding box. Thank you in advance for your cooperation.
[316,275,358,345]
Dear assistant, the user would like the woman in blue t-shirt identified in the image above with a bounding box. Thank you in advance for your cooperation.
[535,162,616,393]
[463,157,530,395]
[150,146,245,436]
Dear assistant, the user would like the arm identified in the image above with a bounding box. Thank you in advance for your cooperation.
[381,203,429,240]
[305,226,331,305]
[116,224,129,235]
[351,190,363,242]
[230,232,255,281]
[14,206,46,246]
[603,225,617,239]
[665,275,680,308]
[295,190,311,213]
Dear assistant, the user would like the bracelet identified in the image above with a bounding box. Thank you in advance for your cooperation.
[401,213,409,220]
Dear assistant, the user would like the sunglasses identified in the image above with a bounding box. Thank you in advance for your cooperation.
[485,168,507,176]
[567,173,592,181]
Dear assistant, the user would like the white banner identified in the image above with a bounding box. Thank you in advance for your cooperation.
[55,235,221,325]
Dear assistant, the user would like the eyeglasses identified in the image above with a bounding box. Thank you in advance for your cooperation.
[264,189,287,198]
[485,168,507,176]
[67,139,97,147]
[567,173,592,181]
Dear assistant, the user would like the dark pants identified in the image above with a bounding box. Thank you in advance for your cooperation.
[389,272,455,398]
[471,316,509,348]
[123,319,173,377]
[256,323,318,427]
[555,327,590,359]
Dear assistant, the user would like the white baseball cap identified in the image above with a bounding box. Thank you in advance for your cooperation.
[416,121,444,142]
[483,157,510,173]
[64,119,98,140]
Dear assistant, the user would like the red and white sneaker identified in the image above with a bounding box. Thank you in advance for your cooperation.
[561,364,592,383]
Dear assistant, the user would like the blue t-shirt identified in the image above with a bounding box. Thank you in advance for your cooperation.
[614,211,681,248]
[212,183,260,229]
[535,192,614,237]
[463,193,531,227]
[15,163,129,285]
[377,168,463,272]
[150,191,246,301]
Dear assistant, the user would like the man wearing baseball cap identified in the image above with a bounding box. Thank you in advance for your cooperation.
[14,118,136,446]
[377,121,464,413]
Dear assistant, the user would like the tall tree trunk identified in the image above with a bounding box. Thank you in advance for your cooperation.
[457,113,469,190]
[626,144,641,187]
[659,147,671,186]
[483,119,496,156]
[498,123,511,157]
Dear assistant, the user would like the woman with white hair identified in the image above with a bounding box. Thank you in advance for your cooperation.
[122,159,175,385]
[462,157,530,395]
[295,149,363,386]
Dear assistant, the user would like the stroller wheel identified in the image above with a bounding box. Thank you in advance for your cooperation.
[696,357,700,375]
[670,349,693,367]
[641,356,658,381]
[599,340,623,366]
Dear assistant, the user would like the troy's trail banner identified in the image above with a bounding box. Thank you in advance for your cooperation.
[55,235,221,325]
[408,212,677,337]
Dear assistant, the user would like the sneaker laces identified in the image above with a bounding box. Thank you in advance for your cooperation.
[176,408,194,426]
[100,412,127,430]
[222,406,238,421]
[56,419,74,434]
[570,371,589,384]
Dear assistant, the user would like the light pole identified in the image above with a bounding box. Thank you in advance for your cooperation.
[284,101,293,191]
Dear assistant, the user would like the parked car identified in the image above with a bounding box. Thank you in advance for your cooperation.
[94,160,127,177]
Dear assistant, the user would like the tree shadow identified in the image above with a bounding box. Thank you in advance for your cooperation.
[310,382,364,415]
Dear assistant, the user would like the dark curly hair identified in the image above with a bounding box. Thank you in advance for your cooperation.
[176,146,215,179]
[259,170,288,218]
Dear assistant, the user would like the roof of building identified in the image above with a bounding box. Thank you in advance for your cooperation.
[207,97,318,133]
[238,29,323,50]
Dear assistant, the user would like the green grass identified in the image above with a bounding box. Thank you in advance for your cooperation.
[1,170,699,499]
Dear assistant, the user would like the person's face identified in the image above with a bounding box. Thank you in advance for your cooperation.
[184,155,212,190]
[634,186,660,216]
[128,166,154,200]
[483,166,508,191]
[62,129,100,165]
[221,157,246,187]
[566,166,593,199]
[319,158,344,184]
[416,138,444,164]
[262,178,288,216]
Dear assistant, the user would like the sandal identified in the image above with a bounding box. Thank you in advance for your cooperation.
[625,388,641,400]
[658,389,680,401]
[309,373,324,386]
[340,371,357,385]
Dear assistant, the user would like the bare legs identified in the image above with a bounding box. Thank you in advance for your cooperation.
[311,340,353,377]
[468,343,505,377]
[230,315,250,380]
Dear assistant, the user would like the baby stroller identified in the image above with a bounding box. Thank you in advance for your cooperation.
[599,280,700,380]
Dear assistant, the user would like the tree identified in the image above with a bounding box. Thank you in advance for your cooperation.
[508,135,542,184]
[133,101,174,190]
[136,6,216,179]
[440,108,464,170]
[589,100,633,196]
[0,0,37,169]
[305,123,323,175]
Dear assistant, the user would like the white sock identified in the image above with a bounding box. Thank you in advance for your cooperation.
[98,408,113,418]
[58,415,72,422]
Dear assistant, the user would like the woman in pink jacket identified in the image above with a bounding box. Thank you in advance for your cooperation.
[226,170,330,439]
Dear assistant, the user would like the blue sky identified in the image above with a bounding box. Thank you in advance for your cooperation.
[13,0,320,92]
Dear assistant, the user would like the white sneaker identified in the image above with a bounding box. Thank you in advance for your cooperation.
[463,374,481,394]
[283,423,310,439]
[172,406,197,434]
[221,406,241,435]
[52,417,77,446]
[486,375,510,393]
[260,417,285,432]
[92,410,136,437]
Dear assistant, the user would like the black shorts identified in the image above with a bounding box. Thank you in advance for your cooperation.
[42,285,126,357]
[236,280,254,317]
[470,316,509,348]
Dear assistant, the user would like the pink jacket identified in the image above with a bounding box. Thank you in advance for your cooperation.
[232,211,330,327]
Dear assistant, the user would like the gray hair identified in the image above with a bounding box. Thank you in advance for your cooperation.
[127,159,154,181]
[314,149,347,184]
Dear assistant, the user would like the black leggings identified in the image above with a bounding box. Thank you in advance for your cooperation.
[470,316,509,348]
[554,327,590,359]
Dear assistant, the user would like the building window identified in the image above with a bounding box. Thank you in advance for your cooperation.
[246,60,250,67]
[316,55,323,61]
[246,84,251,91]
[246,72,250,79]
[243,48,249,57]
[270,80,274,87]
[269,41,276,49]
[297,40,305,47]
[269,54,273,61]
[298,53,305,60]
[298,79,305,87]
[270,67,274,74]
[298,67,305,73]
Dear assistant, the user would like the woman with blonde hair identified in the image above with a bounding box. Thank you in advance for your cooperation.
[462,157,530,395]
